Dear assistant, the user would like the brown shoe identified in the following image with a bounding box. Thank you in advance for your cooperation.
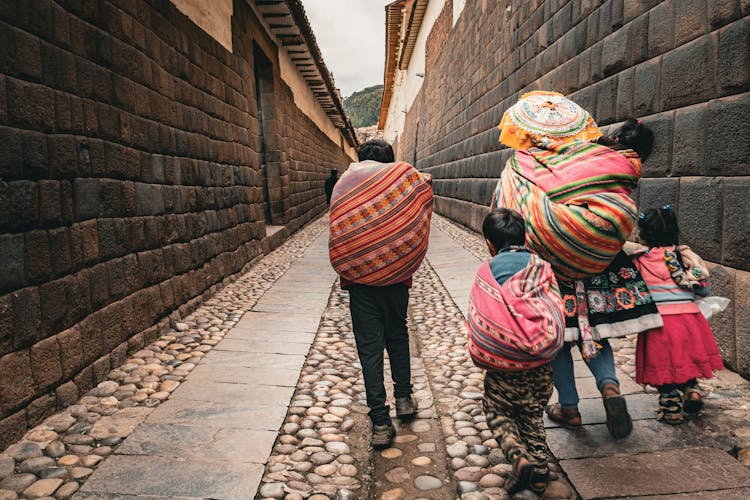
[601,383,633,439]
[545,403,582,428]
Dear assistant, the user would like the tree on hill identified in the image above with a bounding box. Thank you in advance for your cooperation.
[344,85,383,128]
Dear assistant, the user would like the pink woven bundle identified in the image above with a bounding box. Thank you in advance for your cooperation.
[467,255,565,371]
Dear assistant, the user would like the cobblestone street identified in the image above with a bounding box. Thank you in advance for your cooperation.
[1,215,749,499]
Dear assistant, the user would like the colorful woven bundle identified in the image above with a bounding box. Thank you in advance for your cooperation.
[467,255,565,371]
[492,142,642,281]
[329,161,433,286]
[498,91,601,150]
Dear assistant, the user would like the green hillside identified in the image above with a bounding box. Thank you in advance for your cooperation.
[344,85,383,128]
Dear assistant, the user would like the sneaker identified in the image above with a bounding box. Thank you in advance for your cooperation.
[371,422,396,449]
[395,396,417,421]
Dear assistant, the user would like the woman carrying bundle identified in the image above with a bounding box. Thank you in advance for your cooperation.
[490,91,661,440]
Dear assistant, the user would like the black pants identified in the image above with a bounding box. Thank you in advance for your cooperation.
[348,283,412,425]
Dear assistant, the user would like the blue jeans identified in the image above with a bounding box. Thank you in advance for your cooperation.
[551,339,619,409]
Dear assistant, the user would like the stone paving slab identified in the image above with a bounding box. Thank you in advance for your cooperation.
[627,487,750,499]
[77,229,337,499]
[214,338,315,355]
[426,226,480,316]
[545,393,657,428]
[560,447,750,499]
[146,398,289,431]
[548,419,735,460]
[78,455,264,499]
[200,350,307,370]
[548,372,644,403]
[188,363,302,387]
[76,494,205,500]
[167,367,296,404]
[116,423,277,463]
[212,330,317,347]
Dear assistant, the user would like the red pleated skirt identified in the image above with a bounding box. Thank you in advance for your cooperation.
[635,312,724,387]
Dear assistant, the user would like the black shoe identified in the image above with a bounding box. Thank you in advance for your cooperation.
[395,396,417,421]
[371,422,396,449]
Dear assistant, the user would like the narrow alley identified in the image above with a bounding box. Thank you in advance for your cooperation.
[2,215,749,500]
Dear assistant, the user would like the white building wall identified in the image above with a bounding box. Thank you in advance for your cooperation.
[383,0,447,145]
[279,49,357,159]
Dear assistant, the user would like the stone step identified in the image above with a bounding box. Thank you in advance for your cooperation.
[560,447,750,499]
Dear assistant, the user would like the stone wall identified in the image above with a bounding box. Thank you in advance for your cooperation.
[0,0,352,448]
[396,0,750,376]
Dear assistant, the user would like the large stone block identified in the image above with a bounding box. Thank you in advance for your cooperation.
[633,57,661,116]
[706,262,737,368]
[671,102,708,176]
[29,336,62,390]
[637,177,679,212]
[709,0,743,28]
[0,180,38,231]
[706,93,750,175]
[718,17,750,92]
[675,0,708,46]
[647,1,674,57]
[39,279,66,336]
[47,135,78,178]
[595,76,619,125]
[0,125,22,179]
[661,33,717,110]
[736,270,750,377]
[640,111,673,177]
[47,227,71,279]
[6,78,54,132]
[73,178,100,221]
[11,286,41,349]
[0,409,26,452]
[616,67,635,120]
[677,177,723,262]
[64,271,90,326]
[56,325,83,380]
[0,349,34,413]
[0,234,24,293]
[0,294,11,357]
[721,177,750,270]
[602,23,630,77]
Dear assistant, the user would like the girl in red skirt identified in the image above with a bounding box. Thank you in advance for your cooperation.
[630,206,724,424]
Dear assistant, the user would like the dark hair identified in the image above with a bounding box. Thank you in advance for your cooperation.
[358,139,395,163]
[482,208,526,250]
[638,206,679,247]
[599,118,655,161]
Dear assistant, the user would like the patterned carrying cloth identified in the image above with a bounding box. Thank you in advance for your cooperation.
[467,253,565,371]
[329,161,433,286]
[492,142,642,281]
[559,252,662,341]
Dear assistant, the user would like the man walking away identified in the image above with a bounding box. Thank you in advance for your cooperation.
[324,168,338,205]
[328,140,433,449]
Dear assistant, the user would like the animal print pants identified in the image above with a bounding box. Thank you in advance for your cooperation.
[483,365,554,467]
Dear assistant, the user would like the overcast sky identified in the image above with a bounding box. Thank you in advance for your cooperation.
[304,0,390,98]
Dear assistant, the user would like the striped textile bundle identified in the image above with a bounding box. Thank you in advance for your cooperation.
[329,161,433,286]
[492,142,642,281]
[467,255,564,371]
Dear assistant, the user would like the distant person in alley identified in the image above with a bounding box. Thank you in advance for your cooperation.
[324,168,339,205]
[328,139,433,449]
[468,208,564,496]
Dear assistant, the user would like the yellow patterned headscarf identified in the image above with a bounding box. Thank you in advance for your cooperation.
[498,91,601,150]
